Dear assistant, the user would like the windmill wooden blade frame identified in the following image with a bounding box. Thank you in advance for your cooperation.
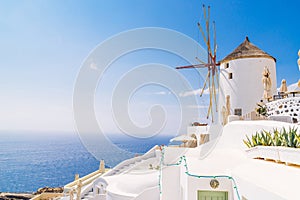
[176,5,220,122]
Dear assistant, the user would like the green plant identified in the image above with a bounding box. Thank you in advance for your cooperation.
[255,103,268,116]
[296,134,300,147]
[272,128,282,146]
[260,130,272,146]
[243,127,300,148]
[243,135,253,148]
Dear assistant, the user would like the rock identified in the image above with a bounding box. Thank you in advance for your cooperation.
[34,187,63,195]
[5,195,31,200]
[0,193,33,200]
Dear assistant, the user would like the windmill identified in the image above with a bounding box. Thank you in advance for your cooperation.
[176,5,219,122]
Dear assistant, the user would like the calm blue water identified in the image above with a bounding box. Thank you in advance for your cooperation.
[0,132,171,192]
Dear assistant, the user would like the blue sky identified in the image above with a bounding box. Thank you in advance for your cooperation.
[0,0,299,133]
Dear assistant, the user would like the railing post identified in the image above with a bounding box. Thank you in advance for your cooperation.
[69,189,74,200]
[76,180,82,200]
[99,160,105,173]
[75,174,79,181]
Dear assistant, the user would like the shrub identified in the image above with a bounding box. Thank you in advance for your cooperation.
[255,103,268,117]
[243,127,299,148]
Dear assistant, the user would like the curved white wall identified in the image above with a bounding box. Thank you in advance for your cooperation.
[218,57,276,119]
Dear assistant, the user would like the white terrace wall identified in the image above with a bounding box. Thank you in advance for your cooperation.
[266,97,300,123]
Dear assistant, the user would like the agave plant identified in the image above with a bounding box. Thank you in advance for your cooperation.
[281,127,299,148]
[287,127,299,148]
[272,128,282,146]
[260,130,272,146]
[296,134,300,148]
[252,133,261,146]
[243,135,253,148]
[243,127,300,148]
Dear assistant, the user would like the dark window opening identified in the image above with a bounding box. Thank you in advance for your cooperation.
[234,108,242,116]
[228,73,233,79]
[225,63,229,69]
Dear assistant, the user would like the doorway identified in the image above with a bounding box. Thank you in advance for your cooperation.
[197,190,228,200]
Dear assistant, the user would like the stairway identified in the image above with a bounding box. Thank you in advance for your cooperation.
[81,190,93,200]
[81,190,107,200]
[108,159,144,176]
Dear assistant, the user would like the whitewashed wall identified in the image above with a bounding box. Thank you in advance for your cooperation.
[219,57,276,120]
[266,97,300,123]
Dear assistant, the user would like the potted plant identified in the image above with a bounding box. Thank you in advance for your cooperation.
[244,127,300,164]
[277,127,300,165]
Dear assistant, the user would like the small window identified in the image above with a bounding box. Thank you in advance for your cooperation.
[234,108,242,116]
[225,63,229,69]
[228,73,233,79]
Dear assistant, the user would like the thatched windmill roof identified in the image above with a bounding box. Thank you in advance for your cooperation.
[220,37,276,63]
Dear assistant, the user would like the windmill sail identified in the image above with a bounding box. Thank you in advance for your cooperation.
[176,5,219,122]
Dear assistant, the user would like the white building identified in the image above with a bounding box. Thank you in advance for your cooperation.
[59,38,300,200]
[218,37,277,121]
[61,120,300,200]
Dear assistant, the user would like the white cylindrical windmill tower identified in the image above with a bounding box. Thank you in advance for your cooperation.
[218,37,277,123]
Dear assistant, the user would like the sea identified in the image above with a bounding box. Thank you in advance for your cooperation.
[0,131,172,193]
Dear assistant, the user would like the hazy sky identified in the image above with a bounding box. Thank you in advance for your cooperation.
[0,0,299,133]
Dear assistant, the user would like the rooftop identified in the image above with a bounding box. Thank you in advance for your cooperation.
[220,37,276,63]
